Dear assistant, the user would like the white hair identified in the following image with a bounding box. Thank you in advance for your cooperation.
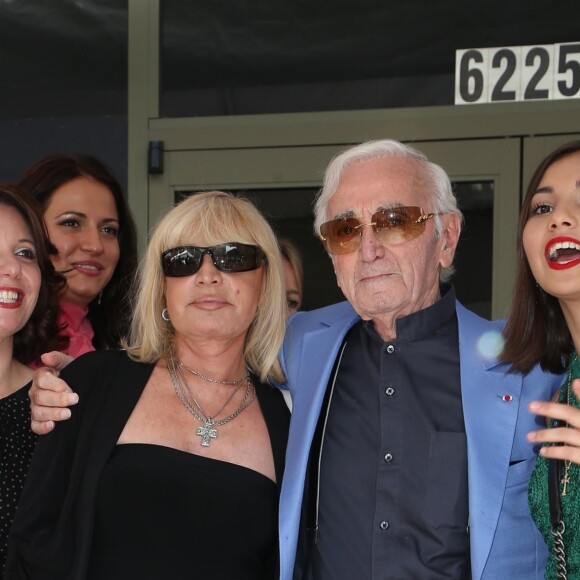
[313,139,463,282]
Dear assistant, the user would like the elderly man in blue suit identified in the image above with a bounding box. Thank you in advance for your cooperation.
[278,139,562,580]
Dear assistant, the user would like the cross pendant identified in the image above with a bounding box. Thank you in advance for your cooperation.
[196,420,218,447]
[562,473,570,497]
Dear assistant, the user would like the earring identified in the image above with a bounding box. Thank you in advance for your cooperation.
[161,308,170,322]
[97,291,103,306]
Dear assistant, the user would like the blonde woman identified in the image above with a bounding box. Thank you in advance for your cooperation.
[7,192,290,579]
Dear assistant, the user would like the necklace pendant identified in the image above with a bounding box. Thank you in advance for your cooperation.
[562,471,571,497]
[196,420,218,447]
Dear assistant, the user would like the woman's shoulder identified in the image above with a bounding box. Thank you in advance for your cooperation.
[64,349,152,369]
[61,349,126,373]
[60,350,154,392]
[254,378,290,418]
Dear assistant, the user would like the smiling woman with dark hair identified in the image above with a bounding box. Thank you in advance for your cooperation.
[0,184,63,573]
[18,154,138,353]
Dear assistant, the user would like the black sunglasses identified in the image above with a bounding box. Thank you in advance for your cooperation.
[162,242,266,277]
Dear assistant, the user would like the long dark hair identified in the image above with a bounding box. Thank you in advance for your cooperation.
[501,140,580,374]
[18,154,138,349]
[0,184,65,364]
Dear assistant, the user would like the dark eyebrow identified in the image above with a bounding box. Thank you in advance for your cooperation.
[54,210,86,219]
[54,211,119,224]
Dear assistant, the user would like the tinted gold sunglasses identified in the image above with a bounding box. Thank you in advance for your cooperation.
[319,206,440,255]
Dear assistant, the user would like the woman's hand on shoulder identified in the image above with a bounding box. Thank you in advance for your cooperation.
[29,351,78,435]
[527,378,580,465]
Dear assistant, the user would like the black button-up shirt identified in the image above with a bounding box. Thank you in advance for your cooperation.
[309,286,470,580]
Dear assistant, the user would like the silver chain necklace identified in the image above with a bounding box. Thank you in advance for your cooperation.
[167,348,255,447]
[178,359,247,385]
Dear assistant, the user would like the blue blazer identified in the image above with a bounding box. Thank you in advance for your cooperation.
[278,300,563,580]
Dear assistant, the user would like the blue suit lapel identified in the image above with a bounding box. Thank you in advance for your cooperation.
[279,306,359,580]
[457,304,522,580]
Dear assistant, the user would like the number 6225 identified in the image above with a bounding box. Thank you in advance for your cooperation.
[455,42,580,105]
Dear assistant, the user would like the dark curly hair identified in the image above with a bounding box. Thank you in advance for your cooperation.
[0,184,66,364]
[18,154,138,349]
[501,140,580,374]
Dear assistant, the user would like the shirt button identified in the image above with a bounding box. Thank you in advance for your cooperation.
[385,387,395,396]
[384,453,393,463]
[386,345,395,354]
[380,520,389,530]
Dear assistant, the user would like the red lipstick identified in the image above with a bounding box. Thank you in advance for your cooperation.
[545,236,580,270]
[0,286,23,309]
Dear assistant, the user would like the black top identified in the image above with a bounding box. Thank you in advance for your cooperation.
[309,285,470,580]
[87,444,279,579]
[0,383,35,575]
[6,350,290,580]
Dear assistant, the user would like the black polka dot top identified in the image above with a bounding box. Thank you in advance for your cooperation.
[0,382,36,573]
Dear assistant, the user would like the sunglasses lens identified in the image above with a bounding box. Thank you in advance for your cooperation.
[374,207,425,244]
[162,247,202,277]
[162,243,264,277]
[212,243,263,272]
[320,207,431,254]
[320,217,361,254]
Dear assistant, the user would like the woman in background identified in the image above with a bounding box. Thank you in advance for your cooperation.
[19,154,138,354]
[0,184,63,572]
[279,237,303,316]
[502,140,580,579]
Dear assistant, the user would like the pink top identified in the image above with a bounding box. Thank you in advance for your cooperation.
[58,301,95,358]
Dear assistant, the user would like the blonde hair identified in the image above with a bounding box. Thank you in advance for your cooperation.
[124,191,287,383]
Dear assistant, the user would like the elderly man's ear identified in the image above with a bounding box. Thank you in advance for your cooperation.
[439,213,462,268]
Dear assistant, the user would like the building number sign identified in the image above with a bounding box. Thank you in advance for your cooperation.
[455,42,580,104]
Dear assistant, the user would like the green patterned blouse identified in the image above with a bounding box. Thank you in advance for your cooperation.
[529,354,580,579]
